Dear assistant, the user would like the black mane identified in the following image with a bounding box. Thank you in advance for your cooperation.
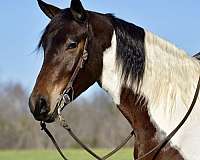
[108,14,145,87]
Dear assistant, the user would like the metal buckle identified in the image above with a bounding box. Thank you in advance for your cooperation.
[63,86,74,104]
[57,86,74,114]
[63,93,71,105]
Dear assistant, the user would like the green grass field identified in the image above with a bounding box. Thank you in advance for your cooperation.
[0,148,133,160]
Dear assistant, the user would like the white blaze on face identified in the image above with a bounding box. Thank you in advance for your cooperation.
[101,31,122,105]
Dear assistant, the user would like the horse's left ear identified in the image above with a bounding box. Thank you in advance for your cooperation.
[70,0,86,22]
[37,0,61,19]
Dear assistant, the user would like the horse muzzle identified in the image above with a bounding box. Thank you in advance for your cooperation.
[29,95,57,123]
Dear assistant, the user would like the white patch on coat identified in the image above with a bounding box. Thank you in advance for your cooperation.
[100,28,200,159]
[141,30,200,160]
[101,31,122,105]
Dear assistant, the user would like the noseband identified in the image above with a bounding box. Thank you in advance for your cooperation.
[40,23,200,160]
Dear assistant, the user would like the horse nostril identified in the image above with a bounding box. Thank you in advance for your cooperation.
[39,98,48,114]
[34,97,50,116]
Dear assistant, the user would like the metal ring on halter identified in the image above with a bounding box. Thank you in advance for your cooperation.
[63,87,74,104]
[56,86,75,113]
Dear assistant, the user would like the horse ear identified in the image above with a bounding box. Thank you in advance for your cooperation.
[70,0,86,22]
[37,0,61,19]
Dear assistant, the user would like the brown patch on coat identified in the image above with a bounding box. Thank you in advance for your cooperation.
[118,87,184,159]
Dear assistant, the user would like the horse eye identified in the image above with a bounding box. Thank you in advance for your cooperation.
[66,41,78,50]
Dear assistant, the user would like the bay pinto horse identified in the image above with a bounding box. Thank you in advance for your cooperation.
[29,0,200,159]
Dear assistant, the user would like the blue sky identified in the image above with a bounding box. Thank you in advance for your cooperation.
[0,0,200,94]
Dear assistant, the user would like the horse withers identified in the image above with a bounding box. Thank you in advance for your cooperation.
[29,0,200,159]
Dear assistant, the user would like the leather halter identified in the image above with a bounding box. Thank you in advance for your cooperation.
[59,37,89,111]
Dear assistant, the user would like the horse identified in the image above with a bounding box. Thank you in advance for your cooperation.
[29,0,200,159]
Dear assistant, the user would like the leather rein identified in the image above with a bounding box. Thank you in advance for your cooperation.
[40,26,200,160]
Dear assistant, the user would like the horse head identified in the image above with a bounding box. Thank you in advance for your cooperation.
[29,0,113,122]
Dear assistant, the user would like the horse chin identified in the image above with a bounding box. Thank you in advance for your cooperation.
[42,110,58,123]
[45,116,56,123]
[33,114,56,123]
[45,119,55,123]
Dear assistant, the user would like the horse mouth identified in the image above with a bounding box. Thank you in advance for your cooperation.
[33,110,58,123]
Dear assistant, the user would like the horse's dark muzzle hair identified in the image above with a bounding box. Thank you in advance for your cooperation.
[29,95,52,122]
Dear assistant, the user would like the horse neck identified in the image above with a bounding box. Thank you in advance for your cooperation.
[140,31,200,135]
[99,26,195,158]
[99,28,160,156]
[100,25,200,131]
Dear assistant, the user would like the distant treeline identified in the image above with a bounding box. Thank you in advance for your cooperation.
[0,82,132,149]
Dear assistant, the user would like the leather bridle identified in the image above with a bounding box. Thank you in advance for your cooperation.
[40,21,200,160]
[58,36,89,112]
